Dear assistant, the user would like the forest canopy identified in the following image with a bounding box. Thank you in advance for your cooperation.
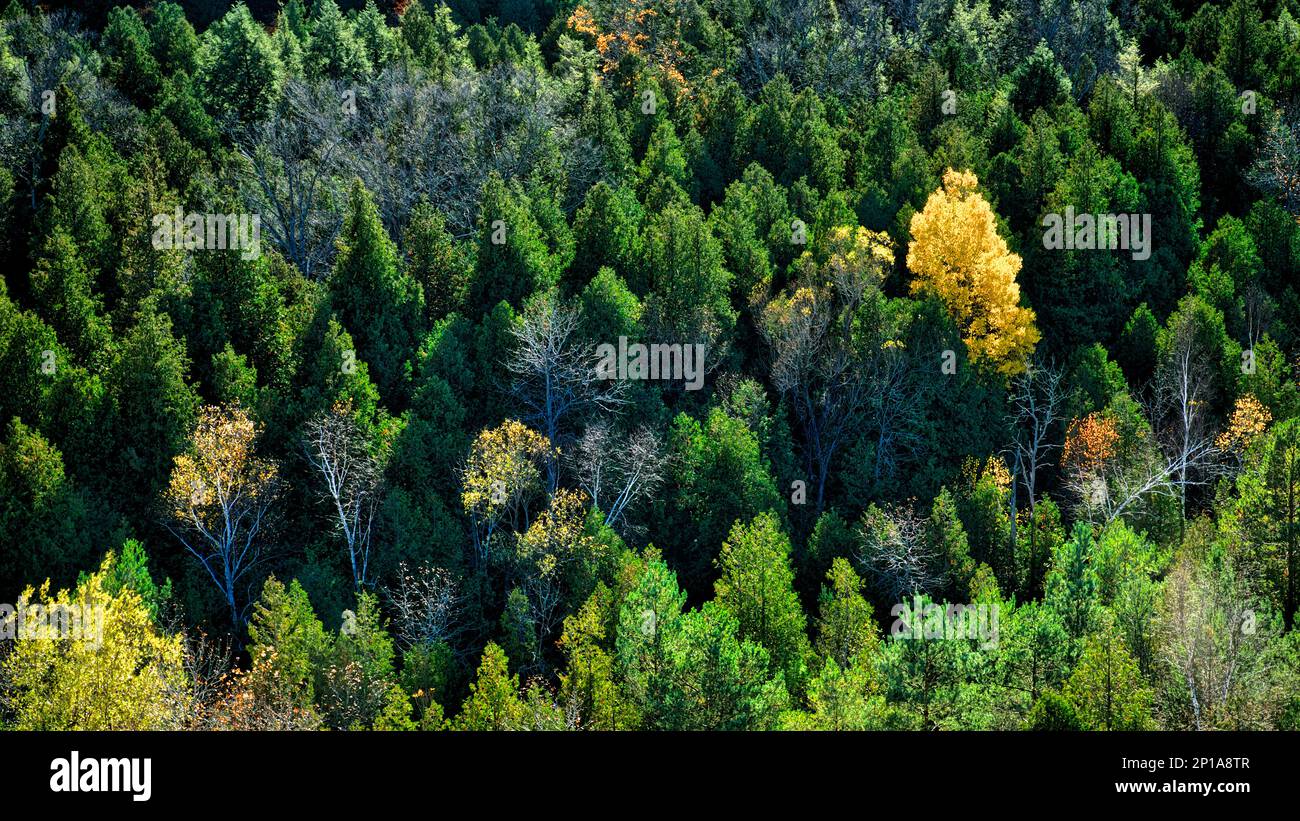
[0,0,1299,731]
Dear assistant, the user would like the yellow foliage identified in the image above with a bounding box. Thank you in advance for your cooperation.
[461,419,556,522]
[1064,412,1121,474]
[821,225,894,293]
[962,454,1011,492]
[768,225,894,358]
[0,553,188,730]
[567,5,599,37]
[1216,394,1272,452]
[516,488,599,578]
[566,0,691,97]
[907,168,1040,377]
[165,403,279,527]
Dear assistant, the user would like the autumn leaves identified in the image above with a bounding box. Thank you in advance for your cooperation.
[906,168,1041,378]
[787,167,1042,380]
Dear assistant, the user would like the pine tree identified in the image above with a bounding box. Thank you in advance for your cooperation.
[453,642,527,730]
[29,229,109,366]
[714,512,812,694]
[469,173,557,315]
[403,201,470,322]
[331,180,425,406]
[927,486,975,597]
[558,584,638,729]
[305,0,372,81]
[1046,521,1099,643]
[199,4,284,123]
[1063,618,1153,730]
[814,558,879,671]
[401,1,471,79]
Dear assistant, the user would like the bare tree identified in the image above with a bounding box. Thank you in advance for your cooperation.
[1160,553,1293,730]
[738,0,895,100]
[507,293,626,491]
[342,62,577,238]
[347,65,480,236]
[1248,111,1300,216]
[1006,361,1063,589]
[1153,313,1225,532]
[172,628,235,730]
[855,503,944,603]
[237,79,354,278]
[1242,282,1274,354]
[1067,439,1164,526]
[570,421,668,532]
[386,562,464,652]
[302,402,385,590]
[1066,405,1222,530]
[868,343,928,484]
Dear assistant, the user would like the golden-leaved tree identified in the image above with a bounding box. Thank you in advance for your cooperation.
[461,419,556,567]
[164,403,281,630]
[907,168,1039,377]
[0,551,188,730]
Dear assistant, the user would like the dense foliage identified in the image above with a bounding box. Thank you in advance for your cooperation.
[1,0,1299,731]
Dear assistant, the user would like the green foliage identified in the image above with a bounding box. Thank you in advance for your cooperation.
[814,558,879,671]
[198,3,284,123]
[469,173,558,314]
[1063,620,1155,730]
[331,180,425,405]
[453,642,526,730]
[1046,522,1100,643]
[247,576,332,713]
[305,0,372,81]
[928,487,975,598]
[653,408,781,594]
[0,418,98,595]
[714,512,811,694]
[0,0,1298,735]
[402,1,471,78]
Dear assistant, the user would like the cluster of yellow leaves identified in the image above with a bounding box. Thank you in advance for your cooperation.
[762,285,821,350]
[0,553,188,730]
[766,225,895,363]
[907,169,1040,377]
[165,403,279,524]
[568,5,599,36]
[1216,394,1273,452]
[461,419,555,520]
[516,488,599,578]
[1063,412,1121,474]
[822,225,894,293]
[962,454,1012,492]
